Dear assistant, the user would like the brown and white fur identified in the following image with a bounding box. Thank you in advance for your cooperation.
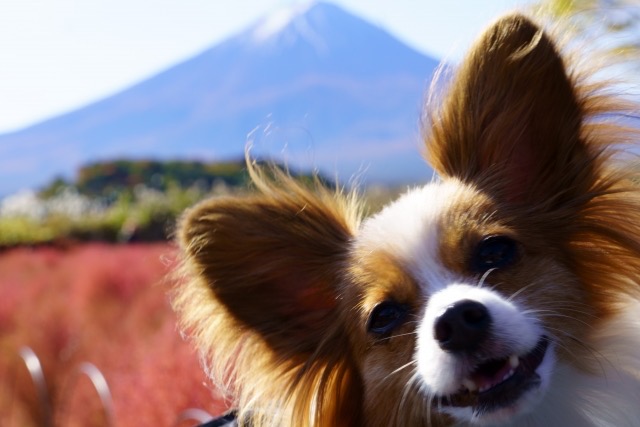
[173,14,640,427]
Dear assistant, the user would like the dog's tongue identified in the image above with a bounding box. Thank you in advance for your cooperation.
[468,357,516,393]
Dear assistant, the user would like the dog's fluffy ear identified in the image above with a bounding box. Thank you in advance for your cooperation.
[177,175,355,355]
[426,14,595,207]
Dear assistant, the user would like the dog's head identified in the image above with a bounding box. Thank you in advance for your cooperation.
[174,14,640,427]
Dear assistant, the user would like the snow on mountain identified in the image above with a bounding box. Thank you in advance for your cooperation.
[251,2,316,44]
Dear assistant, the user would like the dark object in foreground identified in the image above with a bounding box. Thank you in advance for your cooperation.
[199,410,238,427]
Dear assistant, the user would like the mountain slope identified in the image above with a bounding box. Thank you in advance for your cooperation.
[0,1,440,196]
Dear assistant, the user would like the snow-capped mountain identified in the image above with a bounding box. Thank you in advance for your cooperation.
[0,1,440,196]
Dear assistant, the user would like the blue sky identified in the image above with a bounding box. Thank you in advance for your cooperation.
[0,0,532,133]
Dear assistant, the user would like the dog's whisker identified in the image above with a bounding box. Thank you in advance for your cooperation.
[378,331,418,342]
[543,326,613,375]
[381,359,418,383]
[477,268,497,288]
[531,312,595,329]
[507,282,539,302]
[523,304,600,319]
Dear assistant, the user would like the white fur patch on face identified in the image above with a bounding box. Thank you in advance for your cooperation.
[356,180,554,425]
[357,179,469,291]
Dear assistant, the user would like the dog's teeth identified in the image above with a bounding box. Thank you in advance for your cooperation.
[503,369,515,382]
[462,378,478,392]
[509,354,520,369]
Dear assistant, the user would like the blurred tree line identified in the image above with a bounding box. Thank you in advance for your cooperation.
[1,159,325,247]
[40,159,250,199]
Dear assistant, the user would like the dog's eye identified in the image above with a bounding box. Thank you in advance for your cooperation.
[367,301,408,336]
[471,235,519,273]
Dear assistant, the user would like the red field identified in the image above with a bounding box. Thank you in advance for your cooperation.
[0,243,227,426]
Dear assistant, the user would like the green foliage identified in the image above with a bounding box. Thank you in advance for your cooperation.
[70,159,248,198]
[38,176,71,199]
[1,158,334,247]
[1,159,235,246]
[0,186,210,247]
[1,157,400,247]
[0,216,61,246]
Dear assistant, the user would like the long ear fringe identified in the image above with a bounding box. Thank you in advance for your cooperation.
[568,80,640,311]
[556,26,640,309]
[171,158,364,427]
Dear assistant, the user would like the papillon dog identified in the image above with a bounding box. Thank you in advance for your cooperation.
[173,13,640,427]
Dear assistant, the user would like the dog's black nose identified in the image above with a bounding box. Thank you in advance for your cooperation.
[433,299,491,352]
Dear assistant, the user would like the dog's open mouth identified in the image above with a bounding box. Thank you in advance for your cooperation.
[439,336,549,414]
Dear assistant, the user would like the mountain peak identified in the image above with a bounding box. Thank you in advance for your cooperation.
[246,1,358,53]
[251,1,317,42]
